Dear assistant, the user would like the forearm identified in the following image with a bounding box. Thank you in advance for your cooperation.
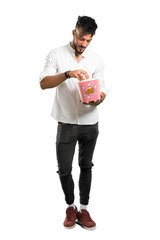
[40,69,89,90]
[40,73,66,90]
[81,92,106,106]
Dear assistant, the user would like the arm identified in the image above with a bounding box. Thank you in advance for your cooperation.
[81,92,106,106]
[81,56,108,106]
[40,73,66,90]
[40,69,89,90]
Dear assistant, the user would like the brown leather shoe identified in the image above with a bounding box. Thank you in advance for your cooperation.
[63,207,78,229]
[77,209,96,230]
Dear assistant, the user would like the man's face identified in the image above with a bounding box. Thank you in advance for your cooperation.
[72,28,93,55]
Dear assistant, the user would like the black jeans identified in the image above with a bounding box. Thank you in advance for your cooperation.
[56,122,99,205]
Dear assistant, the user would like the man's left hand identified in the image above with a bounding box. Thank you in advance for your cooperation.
[81,92,106,106]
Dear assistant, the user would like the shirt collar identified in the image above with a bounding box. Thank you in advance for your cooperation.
[67,42,87,58]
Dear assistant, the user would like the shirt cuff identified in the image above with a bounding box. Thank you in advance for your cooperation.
[100,88,109,96]
[39,72,56,82]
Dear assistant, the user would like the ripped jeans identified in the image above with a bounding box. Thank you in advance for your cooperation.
[56,122,99,205]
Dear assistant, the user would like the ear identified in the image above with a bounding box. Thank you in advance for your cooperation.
[72,29,76,36]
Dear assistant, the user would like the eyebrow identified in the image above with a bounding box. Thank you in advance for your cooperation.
[79,35,92,41]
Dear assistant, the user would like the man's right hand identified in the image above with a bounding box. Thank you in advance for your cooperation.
[69,70,89,81]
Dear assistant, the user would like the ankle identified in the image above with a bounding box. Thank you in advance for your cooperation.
[80,204,88,212]
[68,203,76,209]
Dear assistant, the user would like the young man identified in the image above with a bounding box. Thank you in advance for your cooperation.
[40,16,108,230]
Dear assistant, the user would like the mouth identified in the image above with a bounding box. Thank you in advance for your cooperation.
[79,46,86,51]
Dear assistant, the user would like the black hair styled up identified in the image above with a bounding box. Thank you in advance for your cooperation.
[75,16,98,36]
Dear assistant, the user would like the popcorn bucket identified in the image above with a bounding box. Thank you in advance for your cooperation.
[78,78,100,102]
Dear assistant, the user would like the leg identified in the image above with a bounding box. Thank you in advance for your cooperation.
[78,123,99,205]
[56,122,78,204]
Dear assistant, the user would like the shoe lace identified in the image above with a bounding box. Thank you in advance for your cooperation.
[83,211,92,222]
[66,209,76,221]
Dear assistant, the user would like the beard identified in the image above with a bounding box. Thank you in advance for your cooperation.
[73,42,86,55]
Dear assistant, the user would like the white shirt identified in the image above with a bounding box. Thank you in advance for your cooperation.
[40,43,108,125]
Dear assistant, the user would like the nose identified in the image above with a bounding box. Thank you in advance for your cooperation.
[81,40,88,48]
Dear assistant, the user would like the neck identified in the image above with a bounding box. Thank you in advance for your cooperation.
[70,41,81,57]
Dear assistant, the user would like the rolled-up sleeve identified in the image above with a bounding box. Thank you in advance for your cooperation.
[39,50,58,82]
[92,57,109,96]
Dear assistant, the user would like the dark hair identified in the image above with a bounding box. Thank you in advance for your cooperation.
[75,16,98,36]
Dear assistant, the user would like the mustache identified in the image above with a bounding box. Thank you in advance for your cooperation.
[79,45,86,49]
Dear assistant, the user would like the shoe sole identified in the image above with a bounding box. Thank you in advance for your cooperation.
[63,224,76,229]
[76,220,96,230]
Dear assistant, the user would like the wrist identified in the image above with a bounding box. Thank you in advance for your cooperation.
[64,71,71,79]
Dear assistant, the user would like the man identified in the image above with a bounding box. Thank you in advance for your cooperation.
[40,16,108,230]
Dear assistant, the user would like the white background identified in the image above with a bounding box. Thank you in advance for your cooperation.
[0,0,160,239]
